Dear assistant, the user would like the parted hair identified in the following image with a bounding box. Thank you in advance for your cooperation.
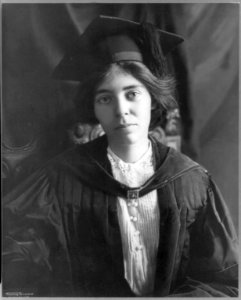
[74,61,177,129]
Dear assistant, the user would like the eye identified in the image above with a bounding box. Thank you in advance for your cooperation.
[126,90,140,100]
[95,95,111,104]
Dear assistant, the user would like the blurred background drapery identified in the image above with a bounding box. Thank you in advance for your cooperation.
[2,3,239,231]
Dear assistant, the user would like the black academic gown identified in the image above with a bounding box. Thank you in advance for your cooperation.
[2,135,238,297]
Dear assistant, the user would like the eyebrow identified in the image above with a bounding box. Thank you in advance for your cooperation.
[95,84,144,95]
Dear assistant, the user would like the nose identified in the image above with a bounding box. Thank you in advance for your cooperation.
[114,96,129,117]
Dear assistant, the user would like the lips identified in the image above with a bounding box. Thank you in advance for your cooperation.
[115,123,137,130]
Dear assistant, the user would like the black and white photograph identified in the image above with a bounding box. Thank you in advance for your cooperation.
[1,2,239,297]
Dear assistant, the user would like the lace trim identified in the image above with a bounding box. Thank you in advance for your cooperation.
[107,142,155,186]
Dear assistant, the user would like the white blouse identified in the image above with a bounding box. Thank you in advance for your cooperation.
[107,143,160,296]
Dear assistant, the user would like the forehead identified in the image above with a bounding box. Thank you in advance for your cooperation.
[97,64,142,90]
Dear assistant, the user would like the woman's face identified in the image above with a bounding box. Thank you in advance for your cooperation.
[94,64,152,148]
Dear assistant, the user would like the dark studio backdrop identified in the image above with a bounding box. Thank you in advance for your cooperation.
[2,3,239,231]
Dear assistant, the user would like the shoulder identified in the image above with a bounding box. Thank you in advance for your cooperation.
[152,136,207,179]
[165,147,209,186]
[53,135,107,163]
[168,149,211,209]
[152,139,210,207]
[38,135,107,174]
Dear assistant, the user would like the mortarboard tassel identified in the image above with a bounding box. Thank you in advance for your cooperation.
[139,22,168,78]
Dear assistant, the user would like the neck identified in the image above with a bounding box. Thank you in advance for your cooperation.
[108,138,150,163]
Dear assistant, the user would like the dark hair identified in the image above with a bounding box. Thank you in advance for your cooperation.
[74,61,177,129]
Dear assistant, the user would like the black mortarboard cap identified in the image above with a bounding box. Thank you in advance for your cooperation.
[53,15,184,81]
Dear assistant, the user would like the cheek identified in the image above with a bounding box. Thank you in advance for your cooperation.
[142,108,152,125]
[139,96,152,121]
[94,105,112,125]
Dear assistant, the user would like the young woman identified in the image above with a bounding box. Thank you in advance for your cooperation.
[3,15,238,297]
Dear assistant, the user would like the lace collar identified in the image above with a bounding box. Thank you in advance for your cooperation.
[107,141,155,185]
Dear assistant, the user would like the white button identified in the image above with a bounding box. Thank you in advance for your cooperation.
[130,216,137,222]
[133,202,138,207]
